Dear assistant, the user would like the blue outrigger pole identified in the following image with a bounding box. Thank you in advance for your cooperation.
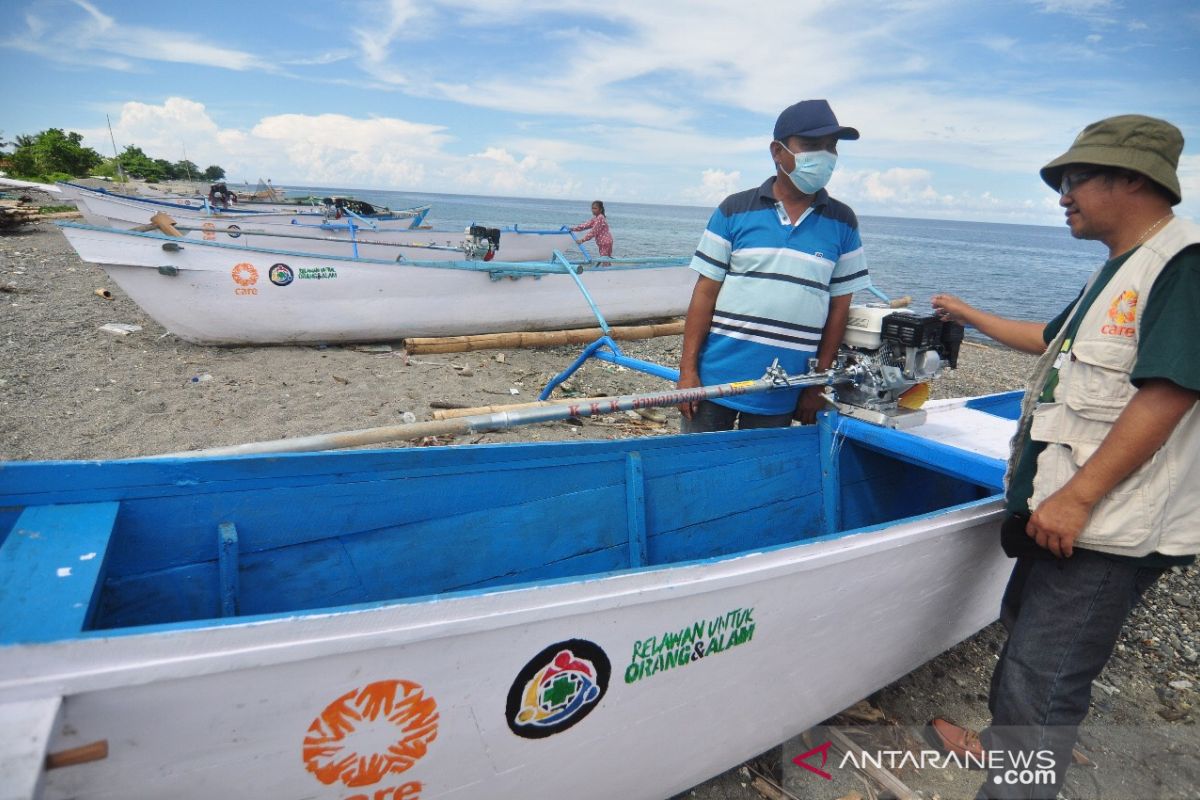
[538,250,685,399]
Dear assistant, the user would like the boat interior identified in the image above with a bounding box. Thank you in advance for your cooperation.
[0,395,1019,643]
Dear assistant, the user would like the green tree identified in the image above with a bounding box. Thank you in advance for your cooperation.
[117,145,165,181]
[174,159,200,181]
[201,164,226,181]
[6,128,103,179]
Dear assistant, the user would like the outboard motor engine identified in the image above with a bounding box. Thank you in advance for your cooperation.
[830,305,966,428]
[464,226,502,260]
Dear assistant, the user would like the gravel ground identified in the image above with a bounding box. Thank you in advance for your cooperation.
[1,217,1196,799]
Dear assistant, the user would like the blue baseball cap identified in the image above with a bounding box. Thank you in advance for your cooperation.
[773,100,860,142]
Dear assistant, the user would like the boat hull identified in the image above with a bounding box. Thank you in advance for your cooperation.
[60,184,584,261]
[59,223,692,344]
[0,408,1016,800]
[59,182,428,224]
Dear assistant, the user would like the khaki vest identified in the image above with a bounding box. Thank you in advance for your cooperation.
[1018,217,1200,557]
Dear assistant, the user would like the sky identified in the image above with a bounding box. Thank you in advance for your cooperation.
[2,0,1197,225]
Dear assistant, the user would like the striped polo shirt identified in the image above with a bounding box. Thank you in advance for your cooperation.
[690,177,870,414]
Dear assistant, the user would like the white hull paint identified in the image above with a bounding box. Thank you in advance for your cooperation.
[60,224,692,344]
[2,499,1009,800]
[60,183,427,227]
[60,184,584,261]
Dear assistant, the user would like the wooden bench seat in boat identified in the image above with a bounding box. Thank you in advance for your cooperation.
[0,502,119,643]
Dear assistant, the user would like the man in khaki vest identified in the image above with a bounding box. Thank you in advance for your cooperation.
[929,115,1199,798]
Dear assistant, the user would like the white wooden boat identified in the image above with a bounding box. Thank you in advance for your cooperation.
[57,183,431,226]
[0,392,1020,800]
[60,183,583,261]
[58,222,692,345]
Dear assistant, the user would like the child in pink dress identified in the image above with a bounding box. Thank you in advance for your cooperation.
[572,200,614,257]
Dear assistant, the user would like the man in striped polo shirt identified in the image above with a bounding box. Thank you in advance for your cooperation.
[677,99,871,432]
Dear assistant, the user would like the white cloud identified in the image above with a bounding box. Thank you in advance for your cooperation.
[450,147,579,196]
[680,170,742,206]
[978,35,1019,53]
[1178,154,1200,218]
[82,98,587,197]
[4,0,274,73]
[831,167,1054,224]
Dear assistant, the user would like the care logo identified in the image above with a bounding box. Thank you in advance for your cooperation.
[231,263,259,296]
[505,639,610,738]
[302,679,438,797]
[1101,288,1137,337]
[231,263,258,286]
[1107,289,1137,325]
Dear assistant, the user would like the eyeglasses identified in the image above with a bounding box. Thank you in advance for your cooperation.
[1059,170,1102,196]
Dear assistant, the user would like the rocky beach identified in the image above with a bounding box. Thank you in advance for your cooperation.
[1,217,1196,799]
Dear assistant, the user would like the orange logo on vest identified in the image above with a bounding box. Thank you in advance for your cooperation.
[303,679,439,791]
[1101,289,1137,337]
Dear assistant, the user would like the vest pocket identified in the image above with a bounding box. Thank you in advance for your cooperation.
[1030,440,1157,548]
[1061,339,1136,422]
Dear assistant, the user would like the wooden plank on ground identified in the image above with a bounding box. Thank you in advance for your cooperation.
[827,726,916,800]
[405,319,684,354]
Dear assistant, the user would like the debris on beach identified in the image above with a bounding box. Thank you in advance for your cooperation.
[98,323,142,336]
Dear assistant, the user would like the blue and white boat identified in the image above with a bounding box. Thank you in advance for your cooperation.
[57,181,431,225]
[0,390,1021,800]
[57,222,692,345]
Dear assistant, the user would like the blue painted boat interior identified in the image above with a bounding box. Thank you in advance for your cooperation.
[965,390,1023,420]
[0,411,1009,644]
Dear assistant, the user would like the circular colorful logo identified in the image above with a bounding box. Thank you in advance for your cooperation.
[505,639,610,738]
[226,224,242,239]
[231,262,259,286]
[302,679,439,789]
[269,262,295,286]
[1107,289,1138,325]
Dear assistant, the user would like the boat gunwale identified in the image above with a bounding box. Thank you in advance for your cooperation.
[57,221,688,273]
[0,493,1004,701]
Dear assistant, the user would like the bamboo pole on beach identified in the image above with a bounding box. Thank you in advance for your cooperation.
[431,397,582,420]
[405,320,685,355]
[152,363,857,458]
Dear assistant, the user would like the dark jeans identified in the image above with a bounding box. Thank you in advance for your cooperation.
[978,550,1165,799]
[679,400,793,433]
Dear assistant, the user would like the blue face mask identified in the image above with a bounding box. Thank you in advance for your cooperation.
[776,142,837,194]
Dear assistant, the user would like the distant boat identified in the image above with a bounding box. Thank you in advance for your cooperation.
[0,391,1019,800]
[58,221,692,345]
[57,182,432,226]
[58,182,581,260]
[0,176,63,194]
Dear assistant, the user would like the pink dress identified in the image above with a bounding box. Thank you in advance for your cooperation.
[572,214,614,257]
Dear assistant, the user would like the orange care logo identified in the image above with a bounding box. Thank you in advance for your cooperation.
[1101,288,1137,337]
[231,263,259,296]
[303,680,438,798]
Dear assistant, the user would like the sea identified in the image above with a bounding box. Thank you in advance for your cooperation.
[269,184,1106,339]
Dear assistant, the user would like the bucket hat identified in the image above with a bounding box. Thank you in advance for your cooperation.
[1040,114,1183,205]
[774,100,860,142]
